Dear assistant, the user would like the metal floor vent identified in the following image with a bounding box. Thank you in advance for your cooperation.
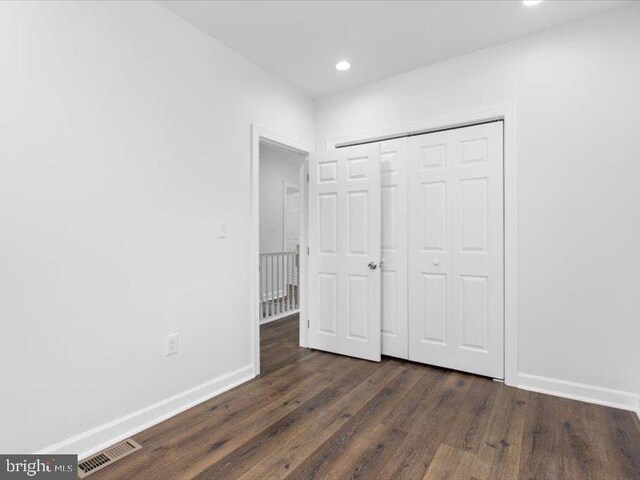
[78,439,142,478]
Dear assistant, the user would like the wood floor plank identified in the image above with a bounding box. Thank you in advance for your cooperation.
[296,364,427,480]
[378,371,475,480]
[557,397,612,480]
[518,390,564,479]
[589,403,640,480]
[237,361,406,480]
[91,316,640,480]
[160,358,369,479]
[192,359,391,479]
[381,364,446,432]
[442,375,498,454]
[284,364,427,480]
[422,444,486,480]
[325,421,409,480]
[476,385,528,479]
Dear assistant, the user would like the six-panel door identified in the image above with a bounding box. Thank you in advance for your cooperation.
[408,122,504,378]
[307,144,382,361]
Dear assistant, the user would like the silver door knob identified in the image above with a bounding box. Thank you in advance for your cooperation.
[368,261,378,270]
[433,259,440,266]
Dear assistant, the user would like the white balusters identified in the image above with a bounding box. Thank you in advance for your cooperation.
[259,251,300,323]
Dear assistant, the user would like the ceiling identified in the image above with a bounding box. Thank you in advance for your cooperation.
[160,0,629,97]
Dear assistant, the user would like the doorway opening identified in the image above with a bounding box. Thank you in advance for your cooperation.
[251,127,311,376]
[259,141,305,325]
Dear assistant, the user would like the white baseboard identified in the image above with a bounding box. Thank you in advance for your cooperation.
[37,364,255,460]
[260,309,300,325]
[34,366,639,461]
[518,373,640,418]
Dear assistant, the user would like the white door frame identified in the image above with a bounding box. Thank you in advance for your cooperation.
[251,125,312,376]
[325,103,518,387]
[282,181,300,251]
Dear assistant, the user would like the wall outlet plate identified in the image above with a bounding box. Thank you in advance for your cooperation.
[166,333,179,356]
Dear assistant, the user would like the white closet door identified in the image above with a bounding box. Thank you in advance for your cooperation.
[380,138,408,359]
[308,144,382,361]
[408,122,504,378]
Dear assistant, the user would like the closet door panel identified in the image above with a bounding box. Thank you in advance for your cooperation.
[379,138,408,359]
[408,130,453,367]
[451,122,504,378]
[408,122,504,378]
[308,144,382,361]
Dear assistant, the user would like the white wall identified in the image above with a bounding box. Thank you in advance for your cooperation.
[259,143,304,253]
[3,1,639,457]
[0,1,313,454]
[315,5,640,407]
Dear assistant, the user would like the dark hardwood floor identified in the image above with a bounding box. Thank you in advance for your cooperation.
[93,315,640,479]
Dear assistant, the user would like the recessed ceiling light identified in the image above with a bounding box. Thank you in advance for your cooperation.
[335,60,351,71]
[523,0,542,5]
